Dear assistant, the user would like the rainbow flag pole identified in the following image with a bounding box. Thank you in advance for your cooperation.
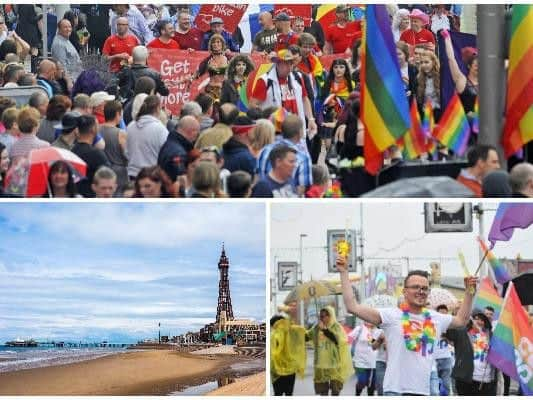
[477,237,512,284]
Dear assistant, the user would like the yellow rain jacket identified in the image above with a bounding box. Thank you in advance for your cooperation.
[270,318,307,383]
[306,306,354,383]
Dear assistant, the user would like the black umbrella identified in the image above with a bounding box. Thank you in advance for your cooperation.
[362,176,474,198]
[503,273,533,305]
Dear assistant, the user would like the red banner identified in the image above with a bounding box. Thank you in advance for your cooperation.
[195,4,249,33]
[273,5,312,27]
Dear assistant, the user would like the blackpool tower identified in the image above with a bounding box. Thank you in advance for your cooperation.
[216,244,234,324]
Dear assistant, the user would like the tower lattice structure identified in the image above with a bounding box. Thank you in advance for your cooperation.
[216,244,234,324]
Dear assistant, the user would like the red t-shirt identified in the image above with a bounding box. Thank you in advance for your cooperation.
[173,28,204,50]
[147,37,180,50]
[274,32,299,51]
[252,74,308,115]
[400,28,436,48]
[102,34,139,72]
[325,21,362,54]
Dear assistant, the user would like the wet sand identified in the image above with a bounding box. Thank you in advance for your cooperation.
[207,371,266,396]
[0,350,239,395]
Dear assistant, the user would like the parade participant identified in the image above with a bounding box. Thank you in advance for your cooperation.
[52,111,80,151]
[196,34,231,103]
[220,54,255,111]
[338,255,477,396]
[333,93,364,162]
[102,17,140,73]
[51,19,83,81]
[92,166,118,198]
[510,163,533,198]
[100,100,128,192]
[445,311,497,395]
[10,107,49,162]
[147,20,180,50]
[249,49,317,151]
[134,165,177,198]
[28,92,49,119]
[400,9,435,51]
[36,60,60,99]
[324,5,362,55]
[222,115,256,177]
[456,144,501,197]
[349,322,379,396]
[396,41,418,101]
[392,9,410,42]
[441,29,478,114]
[0,107,19,154]
[270,315,306,396]
[36,95,72,144]
[226,171,253,198]
[292,16,306,35]
[189,160,224,198]
[201,17,239,53]
[89,91,115,124]
[257,114,313,196]
[306,306,354,396]
[416,50,441,120]
[173,11,203,51]
[42,160,80,198]
[305,164,330,198]
[251,144,298,198]
[110,5,153,46]
[158,115,200,182]
[252,11,277,54]
[482,170,512,198]
[249,119,275,159]
[274,12,299,52]
[434,304,454,395]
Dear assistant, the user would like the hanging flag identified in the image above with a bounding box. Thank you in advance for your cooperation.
[433,92,471,156]
[487,282,533,395]
[471,96,479,134]
[402,99,427,159]
[489,203,533,248]
[478,237,512,284]
[473,276,503,320]
[361,5,411,174]
[502,5,533,158]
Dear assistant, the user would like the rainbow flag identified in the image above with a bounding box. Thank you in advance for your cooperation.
[478,238,512,284]
[422,99,436,155]
[473,277,503,320]
[433,92,471,156]
[489,203,533,248]
[487,282,533,395]
[471,96,479,134]
[402,99,427,159]
[361,5,411,173]
[237,81,249,112]
[502,5,533,158]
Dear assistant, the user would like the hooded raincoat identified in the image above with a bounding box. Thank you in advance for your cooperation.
[270,318,307,383]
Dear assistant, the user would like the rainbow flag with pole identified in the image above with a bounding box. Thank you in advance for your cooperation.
[478,237,512,284]
[489,203,533,248]
[502,5,533,158]
[361,5,411,173]
[401,99,427,159]
[473,276,503,319]
[471,96,479,134]
[487,282,533,395]
[422,99,436,155]
[433,92,471,156]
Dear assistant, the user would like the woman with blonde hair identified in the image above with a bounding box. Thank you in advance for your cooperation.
[249,119,275,158]
[416,50,441,121]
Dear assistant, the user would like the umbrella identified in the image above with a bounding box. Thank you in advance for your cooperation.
[4,148,87,197]
[284,280,337,318]
[362,176,474,198]
[363,294,397,308]
[428,287,458,309]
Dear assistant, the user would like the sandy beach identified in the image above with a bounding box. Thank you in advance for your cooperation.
[0,350,242,395]
[207,371,266,396]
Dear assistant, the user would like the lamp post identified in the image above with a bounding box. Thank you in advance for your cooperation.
[299,234,307,326]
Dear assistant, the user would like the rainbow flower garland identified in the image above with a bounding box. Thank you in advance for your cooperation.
[400,302,436,356]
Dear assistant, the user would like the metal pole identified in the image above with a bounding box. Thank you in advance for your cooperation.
[299,234,307,326]
[477,5,506,165]
[476,203,486,278]
[359,204,365,304]
[42,4,48,57]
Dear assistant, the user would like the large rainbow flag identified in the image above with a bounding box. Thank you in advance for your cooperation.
[433,92,471,156]
[489,203,533,248]
[361,5,411,174]
[502,5,533,158]
[487,282,533,395]
[401,99,427,159]
[478,238,512,284]
[473,276,503,319]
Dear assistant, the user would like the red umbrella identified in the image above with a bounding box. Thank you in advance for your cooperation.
[4,147,87,197]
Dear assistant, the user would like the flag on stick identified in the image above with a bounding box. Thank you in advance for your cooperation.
[478,238,512,284]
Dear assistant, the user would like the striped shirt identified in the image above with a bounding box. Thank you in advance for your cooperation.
[256,138,313,189]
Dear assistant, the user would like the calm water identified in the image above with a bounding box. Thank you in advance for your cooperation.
[0,345,130,373]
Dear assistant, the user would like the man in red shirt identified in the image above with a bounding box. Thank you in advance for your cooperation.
[274,12,299,52]
[147,20,180,50]
[102,17,140,73]
[400,9,436,51]
[173,11,203,51]
[324,5,362,55]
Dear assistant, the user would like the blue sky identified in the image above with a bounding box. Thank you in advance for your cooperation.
[0,203,265,343]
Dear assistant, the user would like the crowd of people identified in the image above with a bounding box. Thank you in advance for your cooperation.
[0,4,529,198]
[271,255,529,396]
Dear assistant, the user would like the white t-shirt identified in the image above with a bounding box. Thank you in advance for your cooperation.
[434,335,452,360]
[470,330,493,382]
[379,307,453,395]
[373,328,387,363]
[349,324,378,369]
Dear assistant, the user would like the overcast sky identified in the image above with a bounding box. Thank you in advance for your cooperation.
[0,203,265,343]
[271,201,533,306]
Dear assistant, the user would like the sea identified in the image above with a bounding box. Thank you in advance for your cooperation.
[0,345,132,373]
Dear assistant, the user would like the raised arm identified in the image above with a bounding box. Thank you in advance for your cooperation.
[449,276,478,328]
[337,255,382,325]
[441,29,467,94]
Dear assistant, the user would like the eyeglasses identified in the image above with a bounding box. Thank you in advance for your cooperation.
[405,285,430,293]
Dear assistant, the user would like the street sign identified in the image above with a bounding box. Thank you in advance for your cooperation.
[327,229,357,273]
[278,262,298,290]
[424,203,473,233]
